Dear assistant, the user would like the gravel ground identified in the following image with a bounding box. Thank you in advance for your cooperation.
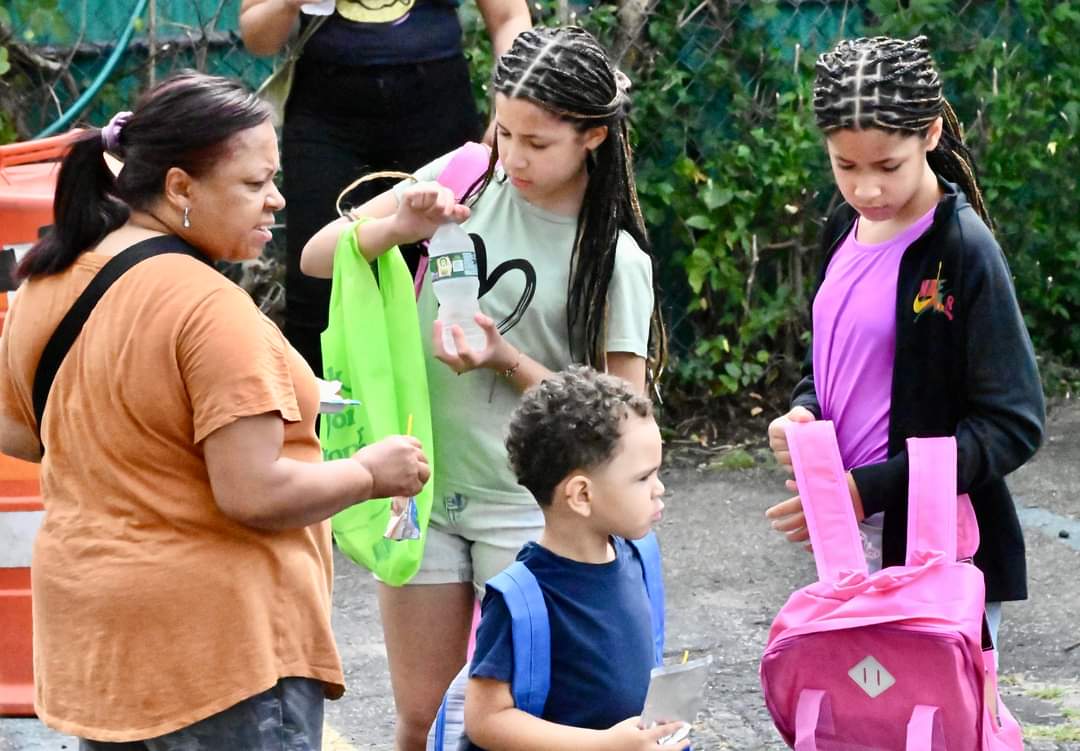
[3,399,1078,750]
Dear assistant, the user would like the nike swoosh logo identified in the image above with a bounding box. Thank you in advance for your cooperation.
[913,296,935,314]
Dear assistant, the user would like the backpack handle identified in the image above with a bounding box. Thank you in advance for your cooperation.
[793,689,833,751]
[413,142,492,299]
[905,437,961,565]
[906,705,948,750]
[785,421,867,582]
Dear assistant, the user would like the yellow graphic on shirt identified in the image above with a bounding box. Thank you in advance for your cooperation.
[336,0,416,24]
[912,261,955,321]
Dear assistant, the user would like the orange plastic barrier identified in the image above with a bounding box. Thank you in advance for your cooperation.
[0,454,42,717]
[0,567,34,716]
[0,132,70,717]
[0,131,81,248]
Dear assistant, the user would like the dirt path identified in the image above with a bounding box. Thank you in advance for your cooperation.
[3,399,1077,750]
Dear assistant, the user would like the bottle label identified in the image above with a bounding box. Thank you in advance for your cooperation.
[430,251,478,281]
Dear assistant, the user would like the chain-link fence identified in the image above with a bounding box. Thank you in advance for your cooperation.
[3,1,1076,405]
[2,1,282,319]
[526,0,1080,410]
[0,0,268,138]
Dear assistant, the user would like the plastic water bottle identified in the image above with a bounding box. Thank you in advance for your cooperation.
[300,0,335,15]
[429,223,485,355]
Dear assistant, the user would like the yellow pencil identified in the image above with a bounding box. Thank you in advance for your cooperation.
[681,650,689,664]
[406,414,414,437]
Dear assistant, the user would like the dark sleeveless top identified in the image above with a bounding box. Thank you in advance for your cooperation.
[302,0,464,67]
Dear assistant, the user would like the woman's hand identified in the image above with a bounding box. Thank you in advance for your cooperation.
[766,473,865,546]
[432,313,518,376]
[352,435,430,499]
[389,182,470,246]
[767,406,816,474]
[601,718,691,750]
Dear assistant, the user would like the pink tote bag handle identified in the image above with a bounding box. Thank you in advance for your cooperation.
[785,421,867,583]
[465,598,482,660]
[413,142,491,300]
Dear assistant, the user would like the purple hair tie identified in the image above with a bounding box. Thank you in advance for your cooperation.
[101,111,133,152]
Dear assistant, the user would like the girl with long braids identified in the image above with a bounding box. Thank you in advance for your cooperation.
[302,26,666,749]
[766,36,1044,648]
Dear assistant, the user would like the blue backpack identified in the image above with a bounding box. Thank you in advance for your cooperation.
[427,532,666,751]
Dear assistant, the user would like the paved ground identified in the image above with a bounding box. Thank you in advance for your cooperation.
[2,399,1078,750]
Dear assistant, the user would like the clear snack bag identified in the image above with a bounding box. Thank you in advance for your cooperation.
[384,496,421,541]
[640,654,713,742]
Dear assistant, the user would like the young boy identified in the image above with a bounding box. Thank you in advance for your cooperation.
[463,366,690,751]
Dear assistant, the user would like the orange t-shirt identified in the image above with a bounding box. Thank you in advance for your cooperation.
[0,250,344,741]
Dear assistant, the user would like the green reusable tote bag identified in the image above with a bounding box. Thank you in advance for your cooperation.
[321,226,434,586]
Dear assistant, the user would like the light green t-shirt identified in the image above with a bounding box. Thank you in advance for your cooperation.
[397,154,654,508]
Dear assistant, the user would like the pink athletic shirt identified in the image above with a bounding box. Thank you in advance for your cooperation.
[812,205,937,472]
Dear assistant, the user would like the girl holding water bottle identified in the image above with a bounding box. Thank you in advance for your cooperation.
[301,26,666,750]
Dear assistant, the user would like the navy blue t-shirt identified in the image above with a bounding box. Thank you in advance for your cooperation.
[465,538,655,750]
[303,0,463,67]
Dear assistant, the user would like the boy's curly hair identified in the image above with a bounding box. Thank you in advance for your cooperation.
[506,366,653,506]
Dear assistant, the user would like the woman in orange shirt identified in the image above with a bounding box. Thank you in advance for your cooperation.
[0,72,430,750]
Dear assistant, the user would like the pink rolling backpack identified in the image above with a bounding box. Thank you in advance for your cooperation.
[760,421,1024,751]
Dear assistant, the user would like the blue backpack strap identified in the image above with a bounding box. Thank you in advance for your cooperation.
[486,561,551,717]
[628,532,666,666]
[433,691,449,751]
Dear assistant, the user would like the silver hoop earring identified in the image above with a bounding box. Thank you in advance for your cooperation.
[182,206,191,229]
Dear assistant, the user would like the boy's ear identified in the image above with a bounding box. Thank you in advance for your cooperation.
[561,473,593,518]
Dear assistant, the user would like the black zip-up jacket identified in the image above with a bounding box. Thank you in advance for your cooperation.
[791,180,1045,602]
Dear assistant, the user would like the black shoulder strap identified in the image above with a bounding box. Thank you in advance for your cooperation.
[31,235,210,450]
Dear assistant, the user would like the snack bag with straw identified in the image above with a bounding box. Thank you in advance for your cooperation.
[385,415,422,541]
[385,496,421,540]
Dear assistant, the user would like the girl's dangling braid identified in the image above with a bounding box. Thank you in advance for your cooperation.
[813,35,992,229]
[480,27,668,389]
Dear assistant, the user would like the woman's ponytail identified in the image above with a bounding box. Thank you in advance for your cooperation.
[17,72,271,281]
[16,130,129,280]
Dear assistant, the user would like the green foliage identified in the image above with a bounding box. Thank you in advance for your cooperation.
[634,26,830,402]
[0,0,69,144]
[461,0,1080,412]
[4,1,1068,415]
[709,448,757,471]
[861,0,1080,379]
[4,0,70,45]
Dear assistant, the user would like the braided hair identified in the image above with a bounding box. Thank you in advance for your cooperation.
[813,35,991,227]
[467,26,668,389]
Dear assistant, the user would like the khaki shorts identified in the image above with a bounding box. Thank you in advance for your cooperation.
[377,488,544,598]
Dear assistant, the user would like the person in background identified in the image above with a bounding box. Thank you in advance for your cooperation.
[0,71,429,750]
[301,26,667,751]
[239,0,531,376]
